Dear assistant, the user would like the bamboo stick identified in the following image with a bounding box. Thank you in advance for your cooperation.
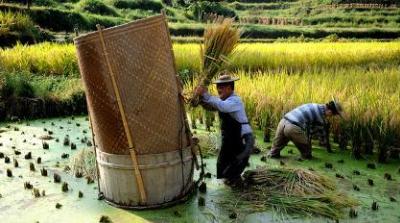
[87,112,102,196]
[96,24,147,204]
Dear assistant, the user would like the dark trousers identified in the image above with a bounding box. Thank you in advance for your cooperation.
[218,133,254,180]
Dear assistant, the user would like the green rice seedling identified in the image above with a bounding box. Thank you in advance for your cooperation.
[61,182,69,192]
[384,173,393,181]
[54,173,61,183]
[325,163,333,169]
[371,201,379,211]
[42,141,49,149]
[335,173,344,179]
[29,162,35,171]
[349,208,358,218]
[63,136,70,146]
[61,153,69,159]
[70,143,77,150]
[198,197,205,206]
[24,182,33,190]
[367,163,376,169]
[86,176,94,184]
[32,188,40,198]
[24,152,32,160]
[40,167,48,177]
[6,168,12,177]
[99,215,112,223]
[199,182,207,193]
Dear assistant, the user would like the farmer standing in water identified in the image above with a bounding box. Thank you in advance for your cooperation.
[195,74,254,186]
[268,98,344,159]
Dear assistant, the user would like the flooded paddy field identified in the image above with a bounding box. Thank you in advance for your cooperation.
[0,117,399,223]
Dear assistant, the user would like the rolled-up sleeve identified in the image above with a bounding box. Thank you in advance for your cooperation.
[202,93,241,113]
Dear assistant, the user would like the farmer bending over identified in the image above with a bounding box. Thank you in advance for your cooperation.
[195,74,254,185]
[268,98,344,159]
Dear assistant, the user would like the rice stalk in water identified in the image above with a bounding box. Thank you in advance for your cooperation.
[70,147,97,180]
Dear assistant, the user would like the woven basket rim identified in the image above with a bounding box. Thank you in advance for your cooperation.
[73,14,164,45]
[96,146,192,158]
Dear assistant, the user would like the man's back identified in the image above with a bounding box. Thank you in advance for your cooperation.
[284,103,326,130]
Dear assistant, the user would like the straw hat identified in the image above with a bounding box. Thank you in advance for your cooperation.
[331,96,344,118]
[212,74,239,84]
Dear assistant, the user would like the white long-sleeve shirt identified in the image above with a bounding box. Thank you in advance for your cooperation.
[202,92,252,136]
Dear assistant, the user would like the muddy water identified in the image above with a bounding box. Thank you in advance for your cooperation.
[0,117,399,223]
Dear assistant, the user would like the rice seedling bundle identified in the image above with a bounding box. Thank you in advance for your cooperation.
[243,167,336,195]
[236,190,358,219]
[226,167,359,219]
[188,17,240,106]
[70,148,97,180]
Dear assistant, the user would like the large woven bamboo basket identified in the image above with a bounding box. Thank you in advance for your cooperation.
[74,14,194,208]
[74,14,189,155]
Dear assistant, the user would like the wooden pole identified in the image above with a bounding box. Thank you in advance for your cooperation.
[96,24,147,204]
[87,113,102,196]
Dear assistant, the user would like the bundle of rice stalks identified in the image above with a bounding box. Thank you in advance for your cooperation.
[70,148,97,180]
[223,167,358,220]
[189,17,240,106]
[243,167,336,195]
[237,190,357,220]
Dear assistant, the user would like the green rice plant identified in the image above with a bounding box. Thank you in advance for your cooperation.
[77,0,119,16]
[174,42,400,73]
[1,41,399,77]
[112,0,163,12]
[0,11,35,32]
[1,41,399,158]
[0,42,78,76]
[186,66,400,160]
[0,72,35,98]
[29,76,83,100]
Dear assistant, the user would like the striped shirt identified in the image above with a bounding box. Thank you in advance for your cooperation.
[284,103,327,131]
[202,92,252,136]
